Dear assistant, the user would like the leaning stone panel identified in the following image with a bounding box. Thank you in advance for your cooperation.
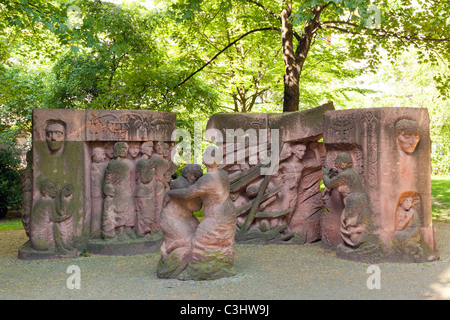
[322,107,439,263]
[19,109,176,259]
[206,102,334,245]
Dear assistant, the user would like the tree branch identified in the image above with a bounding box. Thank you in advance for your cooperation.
[175,27,281,88]
[245,0,281,22]
[321,20,450,42]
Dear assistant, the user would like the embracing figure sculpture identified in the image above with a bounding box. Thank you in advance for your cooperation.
[158,146,237,280]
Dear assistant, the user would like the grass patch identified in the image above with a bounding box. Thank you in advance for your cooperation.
[431,175,450,222]
[0,218,24,231]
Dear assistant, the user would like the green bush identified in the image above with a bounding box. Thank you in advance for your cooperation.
[0,144,23,219]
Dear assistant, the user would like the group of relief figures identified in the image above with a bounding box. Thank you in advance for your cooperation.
[21,114,436,270]
[90,140,176,241]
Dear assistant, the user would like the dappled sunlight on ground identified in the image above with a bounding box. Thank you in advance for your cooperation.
[427,266,450,299]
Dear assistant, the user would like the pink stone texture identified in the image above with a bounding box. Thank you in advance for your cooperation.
[322,107,439,262]
[19,109,176,259]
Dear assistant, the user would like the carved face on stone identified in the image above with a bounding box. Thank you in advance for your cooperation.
[40,179,57,198]
[105,143,115,159]
[401,196,413,211]
[140,141,154,157]
[92,147,106,163]
[395,119,420,155]
[45,121,66,154]
[113,142,128,159]
[128,142,141,159]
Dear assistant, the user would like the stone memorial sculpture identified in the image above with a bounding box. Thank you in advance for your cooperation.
[19,109,176,259]
[322,108,439,262]
[157,164,204,279]
[205,103,332,244]
[159,146,237,280]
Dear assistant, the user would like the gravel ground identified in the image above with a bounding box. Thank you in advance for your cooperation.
[0,222,449,300]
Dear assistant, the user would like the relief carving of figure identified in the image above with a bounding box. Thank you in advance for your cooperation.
[151,141,170,230]
[45,120,66,155]
[30,179,76,254]
[323,152,379,260]
[101,142,136,241]
[157,164,204,279]
[392,192,424,261]
[30,179,57,251]
[395,119,420,156]
[135,141,157,237]
[90,147,108,238]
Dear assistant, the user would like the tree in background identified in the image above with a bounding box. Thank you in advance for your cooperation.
[168,0,449,111]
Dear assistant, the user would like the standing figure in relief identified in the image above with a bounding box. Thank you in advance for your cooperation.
[102,142,135,241]
[30,179,57,251]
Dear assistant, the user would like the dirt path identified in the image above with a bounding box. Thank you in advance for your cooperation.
[0,222,449,300]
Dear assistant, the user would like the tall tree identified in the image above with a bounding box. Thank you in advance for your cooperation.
[169,0,450,112]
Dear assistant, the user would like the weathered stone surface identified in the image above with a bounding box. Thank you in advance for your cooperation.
[322,107,439,262]
[206,103,332,245]
[19,109,177,259]
[86,110,176,141]
[158,146,237,280]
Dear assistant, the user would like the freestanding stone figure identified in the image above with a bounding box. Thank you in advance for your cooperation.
[102,142,136,241]
[157,164,204,279]
[323,152,380,262]
[161,146,237,280]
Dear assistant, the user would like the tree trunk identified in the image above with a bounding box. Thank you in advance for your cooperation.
[281,1,301,112]
[281,4,326,112]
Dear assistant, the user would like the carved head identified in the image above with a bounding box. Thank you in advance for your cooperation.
[45,120,66,154]
[140,141,154,157]
[40,179,57,198]
[128,142,141,159]
[163,142,171,160]
[395,119,420,155]
[335,152,353,170]
[202,145,221,169]
[397,192,421,211]
[105,142,115,159]
[92,147,106,163]
[291,144,306,160]
[181,164,204,185]
[113,142,128,159]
